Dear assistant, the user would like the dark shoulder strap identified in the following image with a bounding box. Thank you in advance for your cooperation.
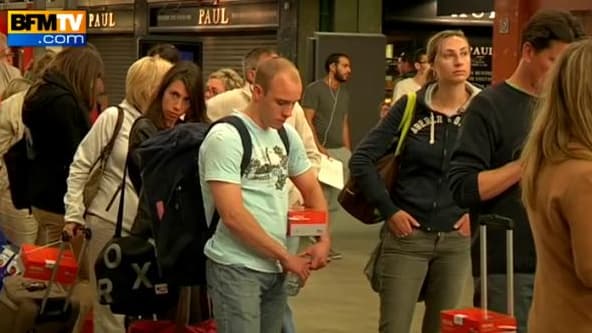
[114,159,127,238]
[277,126,290,155]
[102,106,125,158]
[91,106,124,171]
[210,116,252,177]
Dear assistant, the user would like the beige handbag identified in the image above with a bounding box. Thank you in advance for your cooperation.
[83,106,124,208]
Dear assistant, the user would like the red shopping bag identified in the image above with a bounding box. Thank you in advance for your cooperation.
[127,319,216,333]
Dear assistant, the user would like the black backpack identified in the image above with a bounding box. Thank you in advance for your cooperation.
[134,115,289,286]
[4,132,34,211]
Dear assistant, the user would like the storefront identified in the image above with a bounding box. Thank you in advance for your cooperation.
[81,5,136,104]
[383,0,494,93]
[146,0,279,77]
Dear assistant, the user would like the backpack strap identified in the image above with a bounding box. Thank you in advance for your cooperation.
[212,116,252,177]
[210,115,291,175]
[277,126,290,155]
[207,115,290,233]
[206,116,251,234]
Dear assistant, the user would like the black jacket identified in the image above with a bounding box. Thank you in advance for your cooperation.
[448,82,536,275]
[134,122,211,285]
[22,71,90,214]
[128,117,158,193]
[350,83,480,232]
[127,116,158,237]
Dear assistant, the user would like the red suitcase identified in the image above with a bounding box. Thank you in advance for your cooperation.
[128,286,217,333]
[441,215,518,332]
[128,319,216,333]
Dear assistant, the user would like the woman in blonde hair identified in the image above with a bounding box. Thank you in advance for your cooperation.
[63,56,172,333]
[521,39,592,333]
[0,33,21,99]
[204,67,244,100]
[350,30,480,333]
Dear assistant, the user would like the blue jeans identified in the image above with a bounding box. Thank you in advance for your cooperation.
[206,260,287,333]
[282,236,300,333]
[474,273,534,333]
[282,304,296,333]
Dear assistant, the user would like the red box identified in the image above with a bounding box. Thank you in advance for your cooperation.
[20,244,78,285]
[441,308,517,333]
[287,209,327,237]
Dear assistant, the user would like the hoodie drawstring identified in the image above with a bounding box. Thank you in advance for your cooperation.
[429,112,435,145]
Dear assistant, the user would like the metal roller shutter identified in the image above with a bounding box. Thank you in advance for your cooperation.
[201,33,277,77]
[87,35,137,105]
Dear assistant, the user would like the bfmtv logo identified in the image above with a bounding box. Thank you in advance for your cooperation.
[9,10,86,33]
[7,10,87,47]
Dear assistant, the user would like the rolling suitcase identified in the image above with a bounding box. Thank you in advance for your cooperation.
[127,286,216,333]
[441,215,518,332]
[0,228,93,333]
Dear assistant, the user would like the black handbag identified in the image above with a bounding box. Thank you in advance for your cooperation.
[94,161,178,316]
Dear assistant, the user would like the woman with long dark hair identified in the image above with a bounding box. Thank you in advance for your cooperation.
[128,61,207,192]
[126,60,208,324]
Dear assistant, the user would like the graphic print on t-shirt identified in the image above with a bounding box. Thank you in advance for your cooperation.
[244,145,288,190]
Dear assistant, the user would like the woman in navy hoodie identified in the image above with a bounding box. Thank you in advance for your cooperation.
[349,30,480,333]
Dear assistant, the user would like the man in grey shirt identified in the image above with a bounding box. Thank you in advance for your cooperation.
[302,52,352,259]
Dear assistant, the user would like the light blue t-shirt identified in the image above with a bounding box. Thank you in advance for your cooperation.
[199,112,311,273]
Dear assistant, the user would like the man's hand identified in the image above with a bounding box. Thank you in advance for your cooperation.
[319,146,330,157]
[453,213,471,237]
[280,254,312,282]
[63,222,83,238]
[387,210,420,238]
[477,160,523,202]
[302,239,331,270]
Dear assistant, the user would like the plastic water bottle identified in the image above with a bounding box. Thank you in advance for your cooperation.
[285,272,302,296]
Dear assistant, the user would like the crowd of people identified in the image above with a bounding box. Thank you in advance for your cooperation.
[0,8,589,333]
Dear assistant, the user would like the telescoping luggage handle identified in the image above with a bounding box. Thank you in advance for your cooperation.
[479,215,514,318]
[39,227,92,315]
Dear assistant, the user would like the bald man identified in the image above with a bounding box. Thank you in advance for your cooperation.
[0,33,22,98]
[199,58,330,333]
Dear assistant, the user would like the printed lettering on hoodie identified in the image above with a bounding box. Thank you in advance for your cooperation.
[410,114,462,135]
